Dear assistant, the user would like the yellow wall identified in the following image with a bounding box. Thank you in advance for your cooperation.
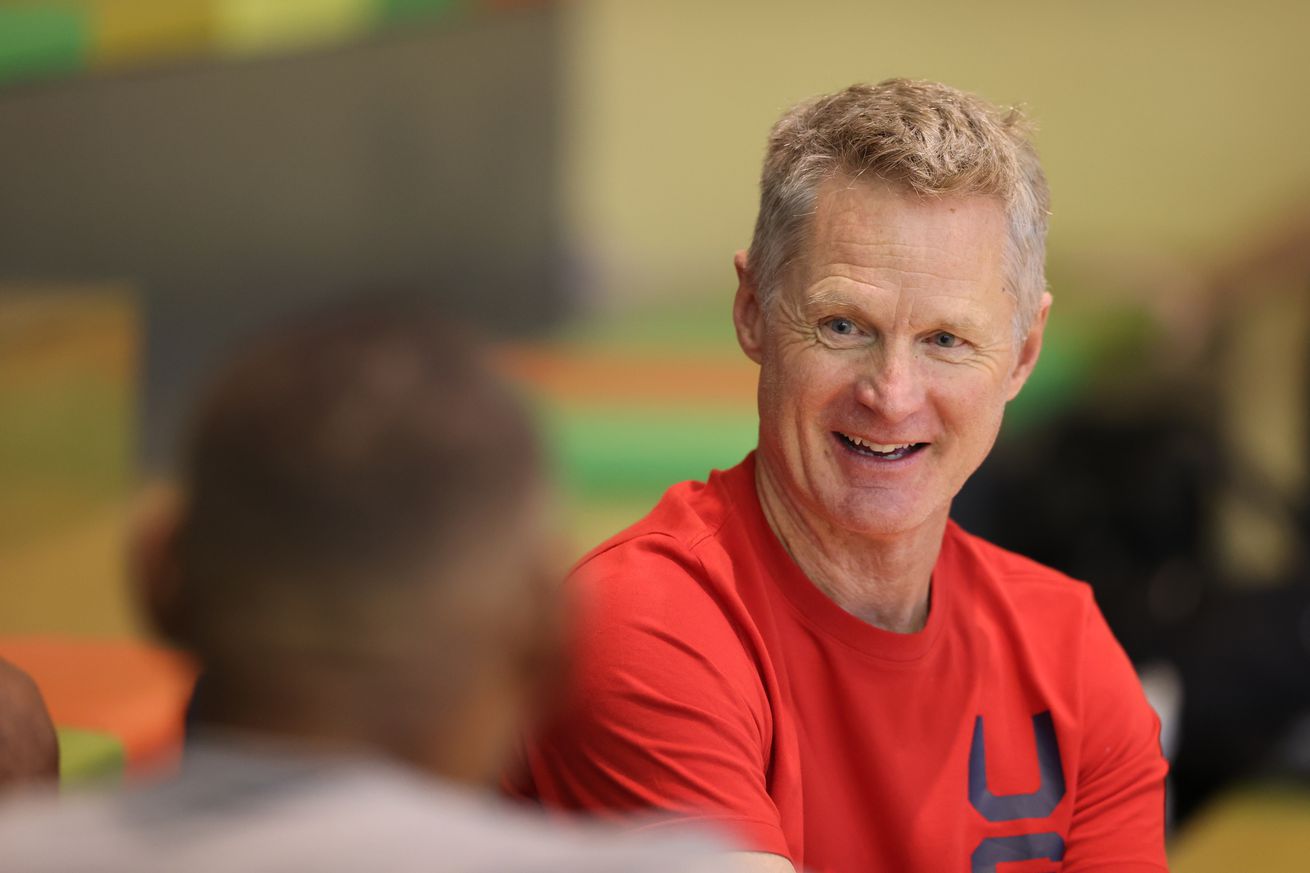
[0,288,140,638]
[562,0,1310,303]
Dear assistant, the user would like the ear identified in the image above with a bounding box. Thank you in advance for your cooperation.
[1007,292,1052,401]
[130,483,188,646]
[732,250,766,365]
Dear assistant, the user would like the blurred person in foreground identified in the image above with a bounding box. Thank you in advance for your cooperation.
[0,304,729,872]
[509,80,1169,872]
[0,659,58,787]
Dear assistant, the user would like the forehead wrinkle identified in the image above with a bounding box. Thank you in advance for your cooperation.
[809,259,995,299]
[813,188,1007,274]
[801,278,904,326]
[828,236,1004,279]
[810,217,1003,279]
[794,179,1013,334]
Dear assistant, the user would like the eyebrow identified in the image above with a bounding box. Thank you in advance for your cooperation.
[803,287,877,314]
[931,314,990,336]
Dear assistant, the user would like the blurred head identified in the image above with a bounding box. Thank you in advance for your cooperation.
[0,659,58,788]
[746,79,1050,338]
[138,302,560,785]
[734,81,1052,541]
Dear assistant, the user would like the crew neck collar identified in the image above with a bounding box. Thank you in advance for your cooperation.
[720,452,955,662]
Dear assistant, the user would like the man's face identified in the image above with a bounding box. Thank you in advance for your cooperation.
[735,178,1049,538]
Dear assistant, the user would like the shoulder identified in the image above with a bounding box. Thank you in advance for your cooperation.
[942,520,1129,692]
[309,766,734,870]
[571,461,751,621]
[0,788,113,870]
[578,465,739,572]
[560,460,771,714]
[0,767,731,873]
[944,522,1156,722]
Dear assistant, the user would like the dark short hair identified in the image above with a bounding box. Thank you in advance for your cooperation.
[172,302,540,661]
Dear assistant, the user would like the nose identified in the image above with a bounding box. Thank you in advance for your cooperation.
[854,342,924,423]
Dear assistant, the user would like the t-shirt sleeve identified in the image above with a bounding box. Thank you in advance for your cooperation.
[1061,595,1170,872]
[510,534,788,857]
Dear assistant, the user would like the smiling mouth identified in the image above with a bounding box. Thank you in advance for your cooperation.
[835,432,928,461]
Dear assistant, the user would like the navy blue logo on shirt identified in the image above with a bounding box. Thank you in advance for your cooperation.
[971,832,1065,873]
[968,710,1066,872]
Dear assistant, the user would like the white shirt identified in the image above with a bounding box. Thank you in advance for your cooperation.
[0,738,732,873]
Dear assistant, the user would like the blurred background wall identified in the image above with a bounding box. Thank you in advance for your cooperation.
[564,0,1310,306]
[0,0,1307,865]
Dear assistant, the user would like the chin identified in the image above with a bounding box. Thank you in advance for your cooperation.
[821,489,942,538]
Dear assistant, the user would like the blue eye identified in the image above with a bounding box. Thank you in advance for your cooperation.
[933,332,961,348]
[826,317,857,335]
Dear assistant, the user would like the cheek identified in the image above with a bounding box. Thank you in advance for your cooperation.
[932,369,1009,437]
[758,352,851,450]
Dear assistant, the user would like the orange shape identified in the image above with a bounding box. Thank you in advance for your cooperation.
[0,636,197,775]
[493,345,758,407]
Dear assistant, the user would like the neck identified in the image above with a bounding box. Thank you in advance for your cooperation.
[754,455,947,633]
[190,658,505,787]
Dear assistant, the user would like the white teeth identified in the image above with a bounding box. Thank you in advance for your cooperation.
[845,434,913,453]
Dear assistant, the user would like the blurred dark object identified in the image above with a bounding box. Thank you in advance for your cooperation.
[0,658,59,788]
[1171,571,1310,822]
[0,4,571,468]
[956,402,1220,666]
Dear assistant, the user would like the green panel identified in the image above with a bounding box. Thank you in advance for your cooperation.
[552,292,740,352]
[1002,322,1086,433]
[1003,302,1158,434]
[0,6,90,86]
[546,404,757,501]
[57,727,125,787]
[567,496,658,552]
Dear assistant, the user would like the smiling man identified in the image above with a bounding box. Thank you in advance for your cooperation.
[511,80,1169,872]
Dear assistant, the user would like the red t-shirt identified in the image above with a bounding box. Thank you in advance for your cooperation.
[512,454,1168,872]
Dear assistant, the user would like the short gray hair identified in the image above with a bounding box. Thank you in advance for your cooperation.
[746,79,1050,335]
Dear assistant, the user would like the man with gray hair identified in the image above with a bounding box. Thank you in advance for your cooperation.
[511,80,1169,872]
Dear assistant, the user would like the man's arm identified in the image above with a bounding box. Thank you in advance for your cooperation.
[1061,598,1169,871]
